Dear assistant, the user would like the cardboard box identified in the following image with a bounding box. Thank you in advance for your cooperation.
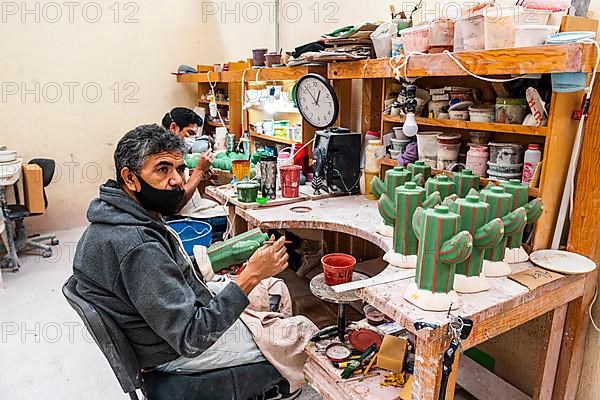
[22,164,45,214]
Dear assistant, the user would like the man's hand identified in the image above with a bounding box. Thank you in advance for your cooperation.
[236,235,289,295]
[194,152,214,174]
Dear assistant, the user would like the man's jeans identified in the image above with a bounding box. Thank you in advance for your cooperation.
[155,280,266,374]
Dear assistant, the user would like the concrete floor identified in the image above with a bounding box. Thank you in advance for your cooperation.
[0,227,321,400]
[0,227,473,400]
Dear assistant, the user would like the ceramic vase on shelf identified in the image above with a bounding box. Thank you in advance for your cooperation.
[371,166,423,237]
[444,195,504,293]
[477,186,527,278]
[452,169,480,198]
[425,174,457,200]
[378,182,441,268]
[407,160,432,186]
[404,205,473,311]
[499,179,543,263]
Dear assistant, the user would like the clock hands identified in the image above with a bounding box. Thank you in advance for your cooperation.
[315,90,321,106]
[305,87,318,105]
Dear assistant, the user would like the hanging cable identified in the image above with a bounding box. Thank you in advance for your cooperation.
[207,71,228,130]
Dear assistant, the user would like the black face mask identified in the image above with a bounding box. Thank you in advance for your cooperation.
[133,174,184,216]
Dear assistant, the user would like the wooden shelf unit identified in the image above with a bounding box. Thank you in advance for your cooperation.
[176,65,243,138]
[198,99,229,106]
[225,65,328,153]
[327,43,597,79]
[382,115,548,137]
[329,44,597,250]
[250,131,300,146]
[206,120,229,128]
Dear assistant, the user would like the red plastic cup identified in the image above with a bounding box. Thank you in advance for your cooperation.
[280,165,302,198]
[322,253,357,286]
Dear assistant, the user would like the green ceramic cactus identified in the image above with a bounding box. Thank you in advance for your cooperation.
[412,206,473,294]
[479,186,527,262]
[207,228,269,273]
[370,166,414,200]
[379,183,441,258]
[426,174,457,200]
[446,195,504,282]
[370,176,386,199]
[500,179,544,249]
[407,160,431,185]
[453,169,480,198]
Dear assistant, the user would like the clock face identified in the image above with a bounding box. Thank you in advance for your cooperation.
[296,74,339,129]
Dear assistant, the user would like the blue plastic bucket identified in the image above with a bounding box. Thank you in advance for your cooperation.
[167,219,212,256]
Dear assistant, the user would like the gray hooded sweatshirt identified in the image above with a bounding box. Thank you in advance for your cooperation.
[73,180,249,368]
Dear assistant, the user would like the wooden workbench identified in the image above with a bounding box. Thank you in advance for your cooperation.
[235,195,596,400]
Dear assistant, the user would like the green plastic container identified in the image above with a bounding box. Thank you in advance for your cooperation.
[237,182,259,203]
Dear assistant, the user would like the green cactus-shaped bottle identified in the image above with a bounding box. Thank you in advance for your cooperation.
[446,195,504,293]
[404,205,473,311]
[207,228,269,273]
[371,166,415,200]
[479,186,527,277]
[407,160,431,185]
[500,179,544,248]
[426,174,457,199]
[453,169,480,198]
[370,175,385,199]
[379,183,441,268]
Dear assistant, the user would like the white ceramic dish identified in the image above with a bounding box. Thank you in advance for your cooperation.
[530,250,597,275]
[0,150,17,163]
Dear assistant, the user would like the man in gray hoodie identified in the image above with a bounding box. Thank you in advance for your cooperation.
[73,124,290,385]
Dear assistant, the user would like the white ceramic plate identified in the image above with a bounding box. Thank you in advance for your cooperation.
[530,250,597,275]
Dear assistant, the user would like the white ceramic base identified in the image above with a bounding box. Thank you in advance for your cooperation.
[503,246,529,264]
[482,260,512,278]
[377,224,394,237]
[403,282,461,311]
[454,274,490,294]
[383,251,417,269]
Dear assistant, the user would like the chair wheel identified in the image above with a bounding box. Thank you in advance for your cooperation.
[42,250,53,258]
[51,238,59,246]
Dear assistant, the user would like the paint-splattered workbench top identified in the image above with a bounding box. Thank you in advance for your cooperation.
[236,194,595,399]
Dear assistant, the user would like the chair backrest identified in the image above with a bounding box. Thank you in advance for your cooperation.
[28,158,55,209]
[28,158,55,187]
[62,276,142,396]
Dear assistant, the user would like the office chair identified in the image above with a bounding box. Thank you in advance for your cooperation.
[7,158,58,258]
[62,276,287,400]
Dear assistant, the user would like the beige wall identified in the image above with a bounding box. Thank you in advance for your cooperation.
[1,1,392,232]
[1,2,203,231]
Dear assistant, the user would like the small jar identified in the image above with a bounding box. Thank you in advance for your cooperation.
[495,98,528,125]
[466,145,489,177]
[436,133,461,170]
[365,140,385,173]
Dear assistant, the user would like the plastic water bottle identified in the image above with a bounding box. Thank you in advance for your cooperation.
[522,144,542,185]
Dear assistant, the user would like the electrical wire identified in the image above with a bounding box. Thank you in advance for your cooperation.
[389,51,529,83]
[206,72,228,129]
[588,285,600,334]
